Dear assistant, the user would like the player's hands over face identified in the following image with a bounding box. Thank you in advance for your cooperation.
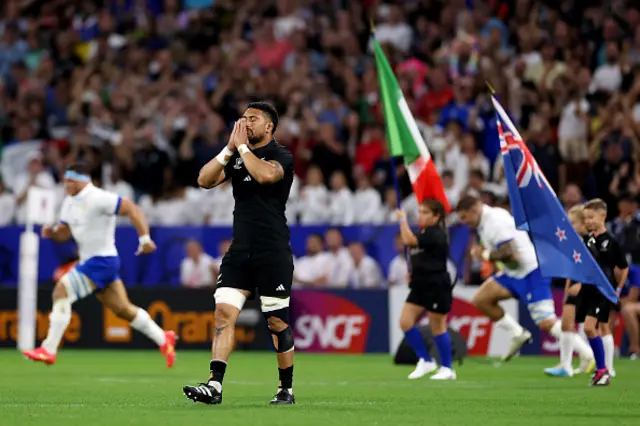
[226,121,239,151]
[136,239,157,255]
[395,209,406,222]
[233,119,248,148]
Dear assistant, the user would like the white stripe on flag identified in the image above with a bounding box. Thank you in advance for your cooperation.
[397,94,431,160]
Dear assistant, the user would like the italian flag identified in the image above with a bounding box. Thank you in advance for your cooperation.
[373,39,451,212]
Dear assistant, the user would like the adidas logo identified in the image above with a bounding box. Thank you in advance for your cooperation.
[244,175,252,182]
[276,284,285,291]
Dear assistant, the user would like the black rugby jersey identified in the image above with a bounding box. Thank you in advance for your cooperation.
[410,226,449,277]
[584,231,628,288]
[223,139,294,250]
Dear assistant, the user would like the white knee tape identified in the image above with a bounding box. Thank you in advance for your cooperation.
[214,287,247,311]
[260,296,290,313]
[528,299,557,325]
[59,269,94,304]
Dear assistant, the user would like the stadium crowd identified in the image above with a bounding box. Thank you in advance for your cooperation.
[2,0,640,281]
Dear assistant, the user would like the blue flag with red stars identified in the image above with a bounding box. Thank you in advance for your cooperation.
[492,96,618,303]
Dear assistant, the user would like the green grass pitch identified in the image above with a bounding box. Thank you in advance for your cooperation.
[1,350,639,426]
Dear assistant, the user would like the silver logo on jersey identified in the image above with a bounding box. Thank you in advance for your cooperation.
[233,158,244,170]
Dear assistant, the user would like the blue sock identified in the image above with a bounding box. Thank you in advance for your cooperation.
[434,332,453,368]
[405,327,431,361]
[588,336,606,370]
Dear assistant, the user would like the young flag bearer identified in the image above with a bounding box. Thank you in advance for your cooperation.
[396,199,456,380]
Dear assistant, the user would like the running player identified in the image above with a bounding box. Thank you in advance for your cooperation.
[183,102,295,405]
[396,199,456,380]
[581,199,628,378]
[23,163,176,366]
[545,205,596,376]
[456,196,594,368]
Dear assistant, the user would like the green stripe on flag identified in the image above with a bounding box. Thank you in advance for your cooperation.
[372,39,420,164]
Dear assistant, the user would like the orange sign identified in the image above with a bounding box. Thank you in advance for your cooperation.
[0,310,81,343]
[102,301,256,345]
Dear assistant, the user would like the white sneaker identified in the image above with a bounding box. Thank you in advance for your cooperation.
[408,358,437,379]
[430,366,457,380]
[501,329,532,362]
[609,368,616,378]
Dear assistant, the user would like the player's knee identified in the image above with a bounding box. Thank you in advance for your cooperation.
[471,293,487,310]
[214,304,237,328]
[267,320,294,353]
[584,324,597,338]
[267,316,288,332]
[561,315,574,332]
[399,317,414,332]
[537,318,555,333]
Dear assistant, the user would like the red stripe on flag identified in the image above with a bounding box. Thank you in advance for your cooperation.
[412,160,451,213]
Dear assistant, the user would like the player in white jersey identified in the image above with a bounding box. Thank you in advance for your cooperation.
[456,196,594,371]
[23,164,177,367]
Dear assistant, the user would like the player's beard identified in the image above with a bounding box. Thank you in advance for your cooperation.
[247,133,263,145]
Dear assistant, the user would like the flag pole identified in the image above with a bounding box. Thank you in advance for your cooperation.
[370,18,403,209]
[370,16,411,271]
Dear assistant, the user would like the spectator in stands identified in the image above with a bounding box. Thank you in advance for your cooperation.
[621,277,640,358]
[388,233,408,288]
[441,170,460,209]
[180,239,216,288]
[353,171,382,224]
[561,183,584,211]
[12,152,55,224]
[378,187,398,224]
[212,238,231,279]
[293,234,330,288]
[348,242,383,289]
[328,170,354,226]
[286,174,300,224]
[203,181,234,225]
[0,177,15,226]
[298,166,329,225]
[324,228,354,288]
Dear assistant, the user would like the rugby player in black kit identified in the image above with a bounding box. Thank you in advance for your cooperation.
[183,102,296,405]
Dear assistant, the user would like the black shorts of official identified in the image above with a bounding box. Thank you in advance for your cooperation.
[575,285,611,324]
[406,273,452,315]
[218,248,294,298]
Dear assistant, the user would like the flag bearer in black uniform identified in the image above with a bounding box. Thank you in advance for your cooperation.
[396,199,456,381]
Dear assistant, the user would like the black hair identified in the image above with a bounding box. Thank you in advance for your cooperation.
[247,101,279,133]
[66,162,91,176]
[456,195,480,212]
[422,198,447,233]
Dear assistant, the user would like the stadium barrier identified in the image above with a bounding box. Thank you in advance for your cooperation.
[0,288,389,353]
[0,224,472,287]
[0,288,271,350]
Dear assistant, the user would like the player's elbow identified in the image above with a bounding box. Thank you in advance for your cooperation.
[255,170,277,185]
[197,171,215,189]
